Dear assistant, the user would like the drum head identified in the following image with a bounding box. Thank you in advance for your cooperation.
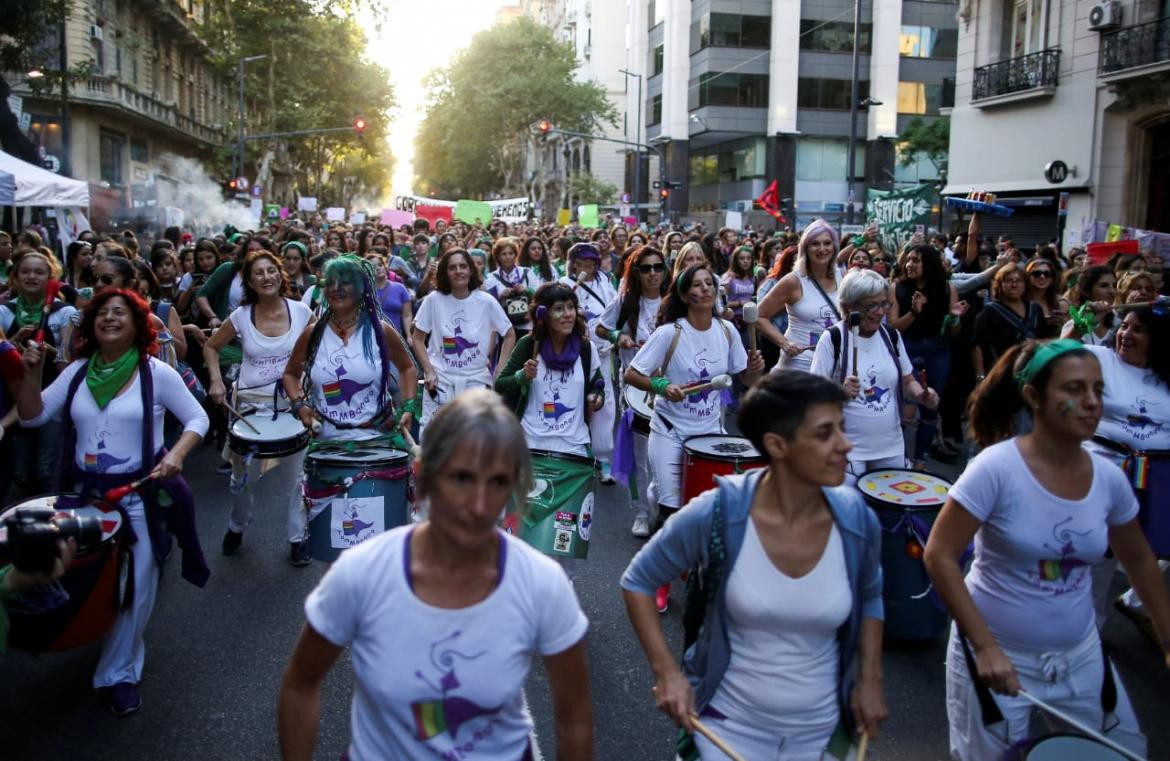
[1024,734,1129,760]
[623,385,654,419]
[683,435,761,461]
[309,447,410,466]
[231,411,306,442]
[857,469,951,509]
[1,496,122,547]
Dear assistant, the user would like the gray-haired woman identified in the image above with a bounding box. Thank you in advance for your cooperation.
[278,389,593,761]
[808,269,938,485]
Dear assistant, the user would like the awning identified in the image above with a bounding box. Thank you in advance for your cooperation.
[941,178,1090,196]
[0,150,89,207]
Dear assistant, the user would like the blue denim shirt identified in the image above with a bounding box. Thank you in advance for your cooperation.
[621,468,883,728]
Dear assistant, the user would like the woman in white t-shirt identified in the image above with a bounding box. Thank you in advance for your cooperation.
[598,245,666,538]
[204,250,315,563]
[924,339,1170,761]
[809,269,938,485]
[484,237,536,336]
[412,249,516,437]
[625,263,765,613]
[278,390,592,761]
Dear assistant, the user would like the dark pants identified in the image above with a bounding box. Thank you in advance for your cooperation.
[903,336,951,462]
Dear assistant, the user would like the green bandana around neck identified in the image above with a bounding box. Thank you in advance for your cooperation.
[86,348,141,409]
[12,294,46,328]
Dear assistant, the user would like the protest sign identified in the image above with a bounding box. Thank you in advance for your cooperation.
[865,184,934,253]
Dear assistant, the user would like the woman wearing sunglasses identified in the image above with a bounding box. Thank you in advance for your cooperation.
[1024,258,1066,338]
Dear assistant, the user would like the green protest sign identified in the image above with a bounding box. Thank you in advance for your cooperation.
[578,204,600,229]
[454,199,493,225]
[264,203,281,220]
[865,184,934,253]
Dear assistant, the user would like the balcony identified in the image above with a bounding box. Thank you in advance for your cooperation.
[1099,17,1170,80]
[972,48,1060,107]
[78,76,224,146]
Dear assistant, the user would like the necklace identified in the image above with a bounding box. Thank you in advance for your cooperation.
[331,312,359,339]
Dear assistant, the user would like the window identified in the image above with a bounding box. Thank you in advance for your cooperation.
[894,144,941,183]
[797,78,870,110]
[688,139,765,185]
[653,44,663,76]
[99,130,125,185]
[693,73,769,108]
[899,26,958,58]
[648,94,662,126]
[796,138,866,182]
[690,153,719,185]
[696,13,771,50]
[650,0,664,27]
[799,20,872,53]
[130,137,148,163]
[896,81,943,114]
[1004,0,1048,58]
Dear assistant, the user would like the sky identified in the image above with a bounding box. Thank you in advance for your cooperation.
[360,0,515,196]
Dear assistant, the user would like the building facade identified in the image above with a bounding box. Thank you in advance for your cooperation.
[944,0,1170,248]
[629,0,958,227]
[11,0,228,229]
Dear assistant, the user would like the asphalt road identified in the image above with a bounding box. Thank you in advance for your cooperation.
[2,445,1168,760]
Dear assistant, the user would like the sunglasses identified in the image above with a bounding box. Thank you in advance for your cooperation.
[1030,270,1053,279]
[638,262,666,273]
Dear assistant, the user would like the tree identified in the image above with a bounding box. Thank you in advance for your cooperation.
[897,116,950,173]
[0,0,69,76]
[414,17,617,199]
[567,173,617,207]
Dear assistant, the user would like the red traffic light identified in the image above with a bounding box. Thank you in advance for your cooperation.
[227,178,238,190]
[538,120,552,134]
[659,188,670,200]
[354,116,367,132]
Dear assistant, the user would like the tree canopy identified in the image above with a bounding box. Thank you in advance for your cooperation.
[414,17,617,198]
[898,116,950,172]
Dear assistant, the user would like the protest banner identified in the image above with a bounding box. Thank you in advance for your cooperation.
[865,184,934,253]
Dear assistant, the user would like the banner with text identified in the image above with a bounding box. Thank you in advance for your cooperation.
[865,184,934,254]
[393,195,531,223]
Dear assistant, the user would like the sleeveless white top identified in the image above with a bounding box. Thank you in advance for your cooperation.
[308,322,385,441]
[780,272,840,372]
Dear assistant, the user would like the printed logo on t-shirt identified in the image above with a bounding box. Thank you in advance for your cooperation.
[681,351,721,419]
[439,312,483,369]
[321,350,377,422]
[859,364,894,413]
[538,369,577,433]
[1029,516,1090,592]
[411,630,503,749]
[83,432,131,472]
[1122,397,1165,442]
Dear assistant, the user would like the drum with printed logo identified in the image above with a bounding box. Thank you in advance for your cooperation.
[681,435,765,505]
[503,450,596,560]
[1022,733,1130,760]
[857,468,952,640]
[305,447,411,563]
[623,384,654,437]
[0,495,126,653]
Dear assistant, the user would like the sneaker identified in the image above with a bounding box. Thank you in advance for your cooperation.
[631,515,651,538]
[655,583,669,614]
[216,461,232,475]
[599,462,616,485]
[290,539,312,567]
[222,529,243,556]
[108,681,141,717]
[1114,596,1159,646]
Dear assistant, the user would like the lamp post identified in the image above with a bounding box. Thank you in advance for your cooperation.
[620,68,642,223]
[846,0,863,225]
[236,54,267,180]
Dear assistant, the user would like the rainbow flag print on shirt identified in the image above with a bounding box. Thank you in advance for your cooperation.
[84,453,98,469]
[322,380,342,401]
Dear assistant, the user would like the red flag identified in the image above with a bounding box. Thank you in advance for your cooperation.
[415,204,453,225]
[756,180,779,213]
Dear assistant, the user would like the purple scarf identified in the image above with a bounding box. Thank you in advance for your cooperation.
[540,333,582,372]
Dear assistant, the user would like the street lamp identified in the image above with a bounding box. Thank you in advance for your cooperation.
[236,54,268,180]
[620,68,642,223]
[26,69,45,79]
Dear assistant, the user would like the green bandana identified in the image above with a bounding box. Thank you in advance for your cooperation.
[1015,339,1085,390]
[86,348,140,409]
[12,294,45,328]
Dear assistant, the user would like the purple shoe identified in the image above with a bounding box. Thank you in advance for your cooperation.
[108,682,141,716]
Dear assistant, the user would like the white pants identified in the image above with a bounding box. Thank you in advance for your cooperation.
[693,711,836,761]
[420,371,493,439]
[589,353,616,463]
[229,448,308,543]
[632,431,654,520]
[944,625,1145,761]
[94,496,158,689]
[648,424,688,510]
[844,455,906,488]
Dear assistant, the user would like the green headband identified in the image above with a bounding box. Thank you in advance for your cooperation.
[1016,339,1086,389]
[282,241,308,257]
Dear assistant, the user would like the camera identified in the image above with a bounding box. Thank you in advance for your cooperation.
[0,506,102,575]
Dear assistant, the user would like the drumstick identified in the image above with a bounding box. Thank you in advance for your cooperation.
[688,716,746,761]
[398,422,422,458]
[34,279,62,344]
[1016,690,1145,761]
[102,473,158,504]
[857,730,869,761]
[572,271,588,291]
[1114,295,1169,312]
[224,402,263,435]
[849,311,862,377]
[742,301,758,353]
[680,374,733,396]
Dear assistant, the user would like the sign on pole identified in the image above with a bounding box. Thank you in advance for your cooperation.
[865,184,934,253]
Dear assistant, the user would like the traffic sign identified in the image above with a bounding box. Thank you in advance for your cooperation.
[252,184,262,198]
[1044,160,1068,184]
[236,176,250,191]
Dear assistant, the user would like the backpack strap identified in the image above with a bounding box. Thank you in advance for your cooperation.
[658,320,684,378]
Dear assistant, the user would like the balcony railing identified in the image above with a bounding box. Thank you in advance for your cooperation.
[79,76,224,145]
[1099,17,1170,75]
[972,48,1060,101]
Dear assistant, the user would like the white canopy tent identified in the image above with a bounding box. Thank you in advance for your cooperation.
[0,149,89,207]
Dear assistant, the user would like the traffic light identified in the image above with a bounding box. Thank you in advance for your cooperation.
[223,178,238,196]
[659,188,670,201]
[538,120,552,134]
[354,116,367,138]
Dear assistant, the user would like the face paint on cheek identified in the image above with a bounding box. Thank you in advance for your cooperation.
[1059,399,1074,415]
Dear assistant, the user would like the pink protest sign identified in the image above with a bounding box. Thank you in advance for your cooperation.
[381,208,414,227]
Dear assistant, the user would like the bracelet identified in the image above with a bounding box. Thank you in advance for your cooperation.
[607,329,622,345]
[399,398,420,417]
[940,314,959,336]
[649,376,671,396]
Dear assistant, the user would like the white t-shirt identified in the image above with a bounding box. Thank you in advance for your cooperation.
[485,266,535,331]
[629,318,747,437]
[950,439,1138,651]
[308,323,386,441]
[305,527,588,761]
[711,522,849,731]
[1083,344,1170,452]
[414,291,512,380]
[0,302,77,351]
[559,275,617,355]
[599,295,661,369]
[809,323,912,461]
[227,272,245,312]
[22,357,210,474]
[521,344,599,456]
[228,299,313,397]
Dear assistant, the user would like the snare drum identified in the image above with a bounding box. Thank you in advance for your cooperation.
[228,409,311,459]
[504,450,597,560]
[305,447,411,562]
[1023,734,1130,760]
[857,468,952,640]
[0,495,125,653]
[623,384,653,437]
[681,435,765,505]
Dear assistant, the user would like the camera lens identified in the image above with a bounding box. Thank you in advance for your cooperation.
[53,515,103,549]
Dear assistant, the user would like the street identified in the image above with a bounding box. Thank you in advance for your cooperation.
[1,445,1168,760]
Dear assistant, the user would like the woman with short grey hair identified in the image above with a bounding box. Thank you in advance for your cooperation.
[809,269,939,484]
